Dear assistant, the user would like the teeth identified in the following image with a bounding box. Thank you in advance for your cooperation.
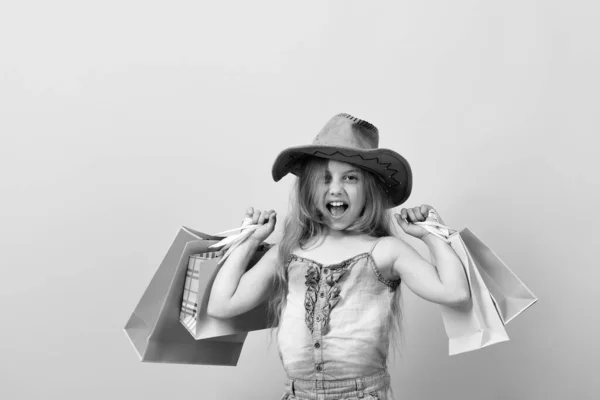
[329,201,346,207]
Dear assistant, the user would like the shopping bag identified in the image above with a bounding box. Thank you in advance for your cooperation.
[443,232,511,355]
[460,228,538,324]
[180,243,272,340]
[415,210,510,355]
[123,226,250,365]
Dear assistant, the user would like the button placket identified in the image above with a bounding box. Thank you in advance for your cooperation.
[312,270,327,378]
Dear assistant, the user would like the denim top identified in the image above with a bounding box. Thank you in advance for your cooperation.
[276,238,401,380]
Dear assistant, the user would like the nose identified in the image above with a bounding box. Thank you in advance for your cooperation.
[328,178,343,195]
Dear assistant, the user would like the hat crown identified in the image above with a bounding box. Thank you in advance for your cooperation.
[312,113,379,150]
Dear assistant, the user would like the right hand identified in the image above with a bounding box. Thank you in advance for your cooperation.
[244,207,277,243]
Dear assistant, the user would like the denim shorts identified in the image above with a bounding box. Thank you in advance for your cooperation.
[280,369,394,400]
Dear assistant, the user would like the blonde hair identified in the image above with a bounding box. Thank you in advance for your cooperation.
[267,156,404,357]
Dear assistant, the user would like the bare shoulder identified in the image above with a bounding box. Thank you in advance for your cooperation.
[376,236,416,260]
[371,236,408,281]
[372,236,423,280]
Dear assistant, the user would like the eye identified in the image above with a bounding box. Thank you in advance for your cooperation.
[345,175,358,181]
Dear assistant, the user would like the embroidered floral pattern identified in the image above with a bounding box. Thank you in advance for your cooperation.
[299,256,359,334]
[303,265,320,332]
[320,284,341,334]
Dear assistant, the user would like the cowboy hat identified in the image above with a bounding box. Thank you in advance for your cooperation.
[271,113,412,207]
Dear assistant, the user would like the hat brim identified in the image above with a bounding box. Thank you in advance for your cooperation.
[271,145,412,208]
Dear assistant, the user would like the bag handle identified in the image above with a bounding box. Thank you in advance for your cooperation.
[209,217,257,249]
[209,217,263,265]
[413,209,458,243]
[212,221,259,236]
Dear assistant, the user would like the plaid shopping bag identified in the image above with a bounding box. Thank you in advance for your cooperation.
[181,250,225,331]
[179,244,272,340]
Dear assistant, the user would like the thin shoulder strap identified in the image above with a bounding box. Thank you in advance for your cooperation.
[368,237,384,255]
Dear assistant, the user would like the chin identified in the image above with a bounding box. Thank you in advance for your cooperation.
[326,224,347,231]
[323,219,354,232]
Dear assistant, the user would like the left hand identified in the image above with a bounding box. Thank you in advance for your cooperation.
[394,204,436,240]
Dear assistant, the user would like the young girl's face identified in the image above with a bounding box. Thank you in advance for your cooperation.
[314,160,366,232]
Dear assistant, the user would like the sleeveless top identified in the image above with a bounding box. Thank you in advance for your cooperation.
[276,238,401,380]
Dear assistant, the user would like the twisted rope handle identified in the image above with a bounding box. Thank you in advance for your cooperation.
[413,209,458,243]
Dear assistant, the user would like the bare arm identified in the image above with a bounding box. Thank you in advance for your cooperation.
[207,207,279,319]
[422,234,470,302]
[392,204,470,306]
[387,235,470,306]
[207,239,278,318]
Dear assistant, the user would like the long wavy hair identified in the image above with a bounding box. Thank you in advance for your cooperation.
[267,156,405,358]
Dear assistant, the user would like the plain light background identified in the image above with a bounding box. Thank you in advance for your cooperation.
[1,1,598,399]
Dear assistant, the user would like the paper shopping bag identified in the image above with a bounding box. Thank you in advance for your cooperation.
[415,210,510,355]
[123,226,248,365]
[180,244,272,340]
[442,232,510,355]
[459,228,538,324]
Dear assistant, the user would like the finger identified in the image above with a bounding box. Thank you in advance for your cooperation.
[258,210,268,225]
[413,206,425,221]
[399,208,408,222]
[421,204,433,218]
[264,210,275,224]
[394,213,402,225]
[267,211,277,227]
[252,210,261,224]
[396,212,408,225]
[242,207,254,225]
[407,208,417,223]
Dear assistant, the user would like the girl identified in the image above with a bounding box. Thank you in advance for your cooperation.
[208,113,470,400]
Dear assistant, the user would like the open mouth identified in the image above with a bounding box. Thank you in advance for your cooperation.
[326,201,349,217]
